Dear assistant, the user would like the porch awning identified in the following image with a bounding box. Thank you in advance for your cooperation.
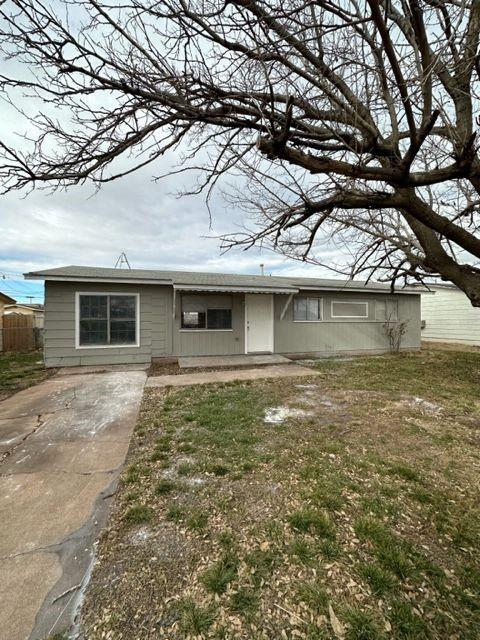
[173,284,298,295]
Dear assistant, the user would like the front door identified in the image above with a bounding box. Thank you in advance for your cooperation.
[245,294,274,353]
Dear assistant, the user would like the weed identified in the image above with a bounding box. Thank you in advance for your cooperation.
[388,599,428,638]
[123,504,154,526]
[201,553,238,594]
[344,608,385,640]
[229,587,258,617]
[186,509,209,531]
[296,582,328,615]
[178,598,215,635]
[154,479,177,495]
[288,509,335,538]
[388,464,421,483]
[290,538,316,565]
[358,563,396,595]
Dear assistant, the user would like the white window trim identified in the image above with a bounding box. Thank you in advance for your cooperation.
[293,296,323,323]
[331,299,369,319]
[75,292,140,349]
[179,329,233,333]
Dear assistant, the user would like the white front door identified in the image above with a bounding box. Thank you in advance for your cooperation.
[245,294,274,353]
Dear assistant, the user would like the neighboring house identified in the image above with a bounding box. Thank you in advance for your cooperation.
[0,291,17,352]
[4,303,45,328]
[418,284,480,346]
[25,266,422,368]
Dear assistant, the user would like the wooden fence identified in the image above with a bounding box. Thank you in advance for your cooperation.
[1,314,37,352]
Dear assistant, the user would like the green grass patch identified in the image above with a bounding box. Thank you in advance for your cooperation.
[123,504,155,526]
[154,479,177,495]
[288,509,335,538]
[200,553,239,594]
[358,562,396,596]
[229,587,258,617]
[344,608,385,640]
[177,598,216,635]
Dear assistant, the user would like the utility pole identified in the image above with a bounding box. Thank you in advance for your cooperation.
[115,252,132,269]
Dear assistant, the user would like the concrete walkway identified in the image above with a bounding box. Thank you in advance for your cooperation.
[0,370,146,640]
[178,354,291,368]
[146,363,318,388]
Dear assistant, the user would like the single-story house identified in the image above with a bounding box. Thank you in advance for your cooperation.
[25,266,422,368]
[417,283,480,346]
[0,291,17,352]
[4,303,45,328]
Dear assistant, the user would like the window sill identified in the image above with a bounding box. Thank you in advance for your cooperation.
[293,320,323,323]
[179,329,233,332]
[75,343,140,349]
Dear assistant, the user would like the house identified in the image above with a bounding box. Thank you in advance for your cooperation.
[0,291,17,352]
[418,284,480,346]
[24,266,422,368]
[4,303,45,328]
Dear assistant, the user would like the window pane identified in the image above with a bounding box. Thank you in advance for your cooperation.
[80,295,107,319]
[110,295,136,318]
[110,319,136,344]
[294,298,307,321]
[207,308,232,329]
[375,300,386,321]
[307,298,321,321]
[80,319,108,345]
[386,300,398,321]
[331,301,368,318]
[182,311,206,329]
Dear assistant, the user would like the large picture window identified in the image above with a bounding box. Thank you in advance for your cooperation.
[293,297,322,321]
[181,295,232,330]
[77,293,138,347]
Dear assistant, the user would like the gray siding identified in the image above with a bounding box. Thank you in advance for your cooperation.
[44,281,171,367]
[173,293,245,356]
[274,291,420,355]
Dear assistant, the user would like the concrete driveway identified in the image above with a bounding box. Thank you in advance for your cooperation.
[0,368,146,640]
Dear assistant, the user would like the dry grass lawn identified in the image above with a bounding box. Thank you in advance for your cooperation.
[81,349,480,639]
[0,351,53,401]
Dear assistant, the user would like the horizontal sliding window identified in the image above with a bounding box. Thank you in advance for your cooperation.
[181,295,232,330]
[293,297,322,321]
[331,300,368,318]
[78,294,137,346]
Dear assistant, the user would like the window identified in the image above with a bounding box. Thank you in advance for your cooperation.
[181,295,232,330]
[293,297,322,321]
[331,300,368,318]
[77,293,138,347]
[375,299,398,322]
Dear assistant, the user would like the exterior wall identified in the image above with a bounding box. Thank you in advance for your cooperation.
[173,293,245,356]
[421,287,480,345]
[0,301,4,352]
[43,281,171,367]
[274,291,421,355]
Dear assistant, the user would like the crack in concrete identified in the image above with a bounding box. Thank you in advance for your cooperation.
[0,414,47,464]
[0,466,120,478]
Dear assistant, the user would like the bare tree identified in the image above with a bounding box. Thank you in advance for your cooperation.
[1,0,480,303]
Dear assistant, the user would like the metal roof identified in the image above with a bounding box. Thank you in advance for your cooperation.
[24,265,421,294]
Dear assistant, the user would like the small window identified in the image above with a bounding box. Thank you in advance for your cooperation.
[375,299,398,322]
[293,297,322,321]
[331,300,368,318]
[181,295,232,330]
[78,294,137,346]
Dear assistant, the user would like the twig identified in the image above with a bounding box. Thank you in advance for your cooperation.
[51,584,81,605]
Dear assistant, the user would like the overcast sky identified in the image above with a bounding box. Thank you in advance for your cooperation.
[0,158,341,303]
[0,4,340,304]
